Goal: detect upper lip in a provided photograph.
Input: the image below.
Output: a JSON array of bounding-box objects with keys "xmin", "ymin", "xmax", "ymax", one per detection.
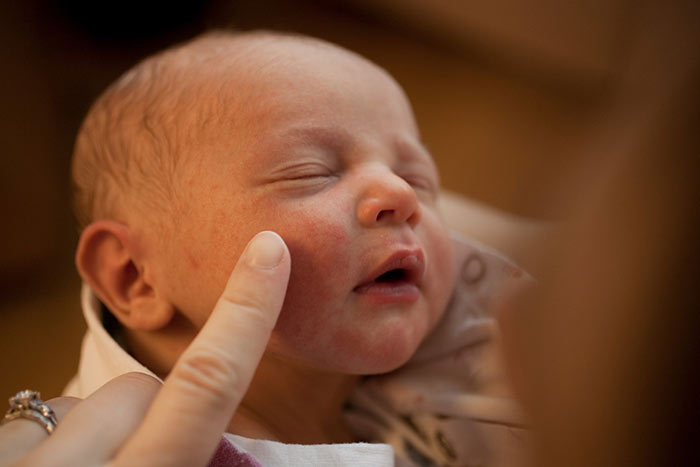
[{"xmin": 355, "ymin": 248, "xmax": 426, "ymax": 288}]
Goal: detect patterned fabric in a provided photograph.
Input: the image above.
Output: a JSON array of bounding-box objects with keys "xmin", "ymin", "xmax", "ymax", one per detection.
[{"xmin": 346, "ymin": 233, "xmax": 534, "ymax": 467}]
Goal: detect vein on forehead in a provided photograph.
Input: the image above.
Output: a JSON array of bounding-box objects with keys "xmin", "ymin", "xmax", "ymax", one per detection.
[{"xmin": 269, "ymin": 125, "xmax": 353, "ymax": 151}]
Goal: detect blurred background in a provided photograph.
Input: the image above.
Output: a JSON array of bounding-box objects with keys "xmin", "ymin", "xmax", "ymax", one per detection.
[{"xmin": 0, "ymin": 0, "xmax": 695, "ymax": 409}]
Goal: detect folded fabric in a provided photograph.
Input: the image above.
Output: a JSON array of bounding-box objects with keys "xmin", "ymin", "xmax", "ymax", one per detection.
[{"xmin": 346, "ymin": 233, "xmax": 534, "ymax": 467}]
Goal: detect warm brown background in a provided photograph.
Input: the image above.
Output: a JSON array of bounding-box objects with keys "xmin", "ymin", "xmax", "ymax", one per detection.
[{"xmin": 0, "ymin": 0, "xmax": 680, "ymax": 399}]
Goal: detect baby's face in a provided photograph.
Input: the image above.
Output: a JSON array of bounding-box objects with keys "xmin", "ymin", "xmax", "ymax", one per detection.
[{"xmin": 152, "ymin": 41, "xmax": 455, "ymax": 374}]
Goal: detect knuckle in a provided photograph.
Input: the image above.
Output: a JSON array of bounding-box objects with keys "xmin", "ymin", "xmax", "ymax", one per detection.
[
  {"xmin": 218, "ymin": 291, "xmax": 279, "ymax": 332},
  {"xmin": 171, "ymin": 348, "xmax": 245, "ymax": 404},
  {"xmin": 220, "ymin": 289, "xmax": 271, "ymax": 318},
  {"xmin": 233, "ymin": 301, "xmax": 278, "ymax": 331}
]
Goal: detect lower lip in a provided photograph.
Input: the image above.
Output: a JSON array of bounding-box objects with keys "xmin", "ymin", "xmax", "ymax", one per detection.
[{"xmin": 353, "ymin": 281, "xmax": 421, "ymax": 305}]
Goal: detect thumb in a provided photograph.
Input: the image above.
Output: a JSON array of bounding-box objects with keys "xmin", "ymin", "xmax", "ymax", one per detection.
[{"xmin": 116, "ymin": 231, "xmax": 291, "ymax": 466}]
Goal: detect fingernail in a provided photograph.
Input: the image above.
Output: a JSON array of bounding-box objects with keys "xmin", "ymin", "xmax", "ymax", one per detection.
[{"xmin": 244, "ymin": 231, "xmax": 286, "ymax": 269}]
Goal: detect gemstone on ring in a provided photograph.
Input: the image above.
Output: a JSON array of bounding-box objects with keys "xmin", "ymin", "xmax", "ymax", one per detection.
[
  {"xmin": 2, "ymin": 390, "xmax": 58, "ymax": 434},
  {"xmin": 10, "ymin": 390, "xmax": 40, "ymax": 409}
]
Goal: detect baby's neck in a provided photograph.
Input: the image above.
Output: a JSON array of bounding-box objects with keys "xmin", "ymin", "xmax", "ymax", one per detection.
[
  {"xmin": 230, "ymin": 352, "xmax": 359, "ymax": 444},
  {"xmin": 125, "ymin": 324, "xmax": 358, "ymax": 444}
]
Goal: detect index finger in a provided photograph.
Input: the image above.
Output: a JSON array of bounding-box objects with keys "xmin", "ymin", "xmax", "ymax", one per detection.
[{"xmin": 116, "ymin": 231, "xmax": 291, "ymax": 466}]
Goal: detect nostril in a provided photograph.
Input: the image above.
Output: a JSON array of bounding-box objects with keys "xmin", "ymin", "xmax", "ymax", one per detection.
[
  {"xmin": 376, "ymin": 209, "xmax": 394, "ymax": 222},
  {"xmin": 407, "ymin": 208, "xmax": 421, "ymax": 228}
]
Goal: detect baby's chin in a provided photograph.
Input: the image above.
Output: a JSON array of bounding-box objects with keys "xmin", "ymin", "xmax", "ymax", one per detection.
[
  {"xmin": 349, "ymin": 347, "xmax": 420, "ymax": 376},
  {"xmin": 352, "ymin": 300, "xmax": 452, "ymax": 375},
  {"xmin": 270, "ymin": 290, "xmax": 451, "ymax": 375},
  {"xmin": 317, "ymin": 317, "xmax": 432, "ymax": 375}
]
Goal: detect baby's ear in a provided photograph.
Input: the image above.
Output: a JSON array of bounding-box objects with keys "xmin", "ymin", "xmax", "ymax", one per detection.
[{"xmin": 75, "ymin": 220, "xmax": 174, "ymax": 331}]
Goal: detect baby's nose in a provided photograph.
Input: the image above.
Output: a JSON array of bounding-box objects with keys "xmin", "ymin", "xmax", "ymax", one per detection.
[{"xmin": 356, "ymin": 173, "xmax": 421, "ymax": 228}]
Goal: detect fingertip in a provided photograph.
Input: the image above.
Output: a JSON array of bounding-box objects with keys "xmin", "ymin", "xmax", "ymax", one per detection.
[{"xmin": 243, "ymin": 231, "xmax": 289, "ymax": 270}]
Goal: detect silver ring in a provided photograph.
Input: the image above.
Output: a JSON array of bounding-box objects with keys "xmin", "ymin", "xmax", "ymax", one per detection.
[{"xmin": 1, "ymin": 390, "xmax": 57, "ymax": 434}]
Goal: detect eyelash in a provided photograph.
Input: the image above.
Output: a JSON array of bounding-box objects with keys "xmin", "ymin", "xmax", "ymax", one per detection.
[
  {"xmin": 278, "ymin": 163, "xmax": 336, "ymax": 181},
  {"xmin": 401, "ymin": 175, "xmax": 435, "ymax": 192},
  {"xmin": 272, "ymin": 164, "xmax": 436, "ymax": 197}
]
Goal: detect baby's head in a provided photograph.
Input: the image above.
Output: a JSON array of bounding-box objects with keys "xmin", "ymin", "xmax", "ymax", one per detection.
[{"xmin": 72, "ymin": 31, "xmax": 456, "ymax": 377}]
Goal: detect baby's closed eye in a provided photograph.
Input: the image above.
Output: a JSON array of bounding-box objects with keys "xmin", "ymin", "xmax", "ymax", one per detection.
[
  {"xmin": 277, "ymin": 162, "xmax": 337, "ymax": 180},
  {"xmin": 259, "ymin": 160, "xmax": 339, "ymax": 195},
  {"xmin": 399, "ymin": 173, "xmax": 436, "ymax": 191},
  {"xmin": 397, "ymin": 172, "xmax": 439, "ymax": 202}
]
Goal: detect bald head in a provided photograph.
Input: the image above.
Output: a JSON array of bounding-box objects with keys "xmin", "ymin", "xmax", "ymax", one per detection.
[{"xmin": 70, "ymin": 30, "xmax": 368, "ymax": 231}]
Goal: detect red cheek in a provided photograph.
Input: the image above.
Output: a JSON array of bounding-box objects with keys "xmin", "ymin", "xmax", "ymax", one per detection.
[
  {"xmin": 271, "ymin": 220, "xmax": 350, "ymax": 331},
  {"xmin": 291, "ymin": 216, "xmax": 348, "ymax": 244},
  {"xmin": 324, "ymin": 223, "xmax": 348, "ymax": 245},
  {"xmin": 187, "ymin": 252, "xmax": 200, "ymax": 270}
]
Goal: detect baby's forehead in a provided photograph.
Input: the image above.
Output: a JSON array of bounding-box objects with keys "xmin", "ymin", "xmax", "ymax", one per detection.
[
  {"xmin": 141, "ymin": 34, "xmax": 387, "ymax": 129},
  {"xmin": 163, "ymin": 35, "xmax": 407, "ymax": 137},
  {"xmin": 148, "ymin": 34, "xmax": 414, "ymax": 167},
  {"xmin": 163, "ymin": 33, "xmax": 377, "ymax": 87}
]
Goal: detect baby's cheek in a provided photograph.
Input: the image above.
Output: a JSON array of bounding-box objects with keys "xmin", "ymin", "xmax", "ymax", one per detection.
[
  {"xmin": 424, "ymin": 220, "xmax": 457, "ymax": 325},
  {"xmin": 271, "ymin": 217, "xmax": 351, "ymax": 341},
  {"xmin": 429, "ymin": 228, "xmax": 455, "ymax": 282},
  {"xmin": 289, "ymin": 216, "xmax": 349, "ymax": 277}
]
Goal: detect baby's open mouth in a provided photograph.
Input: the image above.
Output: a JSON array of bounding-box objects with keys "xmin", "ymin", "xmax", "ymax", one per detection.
[
  {"xmin": 374, "ymin": 268, "xmax": 409, "ymax": 283},
  {"xmin": 372, "ymin": 267, "xmax": 417, "ymax": 285},
  {"xmin": 353, "ymin": 250, "xmax": 425, "ymax": 303}
]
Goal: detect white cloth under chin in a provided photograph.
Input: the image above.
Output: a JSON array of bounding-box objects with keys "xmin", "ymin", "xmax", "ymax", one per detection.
[{"xmin": 63, "ymin": 232, "xmax": 532, "ymax": 467}]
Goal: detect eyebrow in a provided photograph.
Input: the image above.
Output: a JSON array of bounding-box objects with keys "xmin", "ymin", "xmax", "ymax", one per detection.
[
  {"xmin": 395, "ymin": 136, "xmax": 437, "ymax": 166},
  {"xmin": 261, "ymin": 124, "xmax": 437, "ymax": 177},
  {"xmin": 270, "ymin": 125, "xmax": 352, "ymax": 152}
]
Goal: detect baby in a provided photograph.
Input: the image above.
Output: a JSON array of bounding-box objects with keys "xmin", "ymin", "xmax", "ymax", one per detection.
[{"xmin": 66, "ymin": 30, "xmax": 529, "ymax": 466}]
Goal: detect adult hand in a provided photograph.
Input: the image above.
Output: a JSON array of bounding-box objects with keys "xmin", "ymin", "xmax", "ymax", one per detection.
[{"xmin": 0, "ymin": 231, "xmax": 291, "ymax": 466}]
